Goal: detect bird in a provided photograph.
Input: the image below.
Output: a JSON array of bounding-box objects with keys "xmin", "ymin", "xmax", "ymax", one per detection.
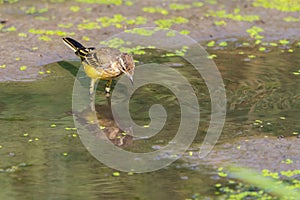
[{"xmin": 62, "ymin": 37, "xmax": 135, "ymax": 95}]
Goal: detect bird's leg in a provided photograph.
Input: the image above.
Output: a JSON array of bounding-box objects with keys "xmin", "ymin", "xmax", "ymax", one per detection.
[
  {"xmin": 105, "ymin": 79, "xmax": 112, "ymax": 97},
  {"xmin": 89, "ymin": 78, "xmax": 96, "ymax": 95}
]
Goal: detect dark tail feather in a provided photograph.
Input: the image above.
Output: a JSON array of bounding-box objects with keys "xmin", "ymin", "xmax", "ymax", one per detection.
[{"xmin": 62, "ymin": 37, "xmax": 86, "ymax": 51}]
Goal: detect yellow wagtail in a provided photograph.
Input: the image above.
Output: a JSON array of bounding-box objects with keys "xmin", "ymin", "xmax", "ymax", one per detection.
[{"xmin": 62, "ymin": 37, "xmax": 135, "ymax": 95}]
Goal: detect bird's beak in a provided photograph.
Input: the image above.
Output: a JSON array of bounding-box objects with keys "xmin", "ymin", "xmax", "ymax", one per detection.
[{"xmin": 127, "ymin": 74, "xmax": 134, "ymax": 85}]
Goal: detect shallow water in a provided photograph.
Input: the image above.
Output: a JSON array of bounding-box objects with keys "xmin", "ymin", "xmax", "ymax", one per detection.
[{"xmin": 0, "ymin": 45, "xmax": 300, "ymax": 199}]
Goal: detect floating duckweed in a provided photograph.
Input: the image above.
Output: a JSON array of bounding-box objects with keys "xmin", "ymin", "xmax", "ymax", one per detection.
[
  {"xmin": 219, "ymin": 41, "xmax": 228, "ymax": 47},
  {"xmin": 72, "ymin": 134, "xmax": 77, "ymax": 137},
  {"xmin": 179, "ymin": 30, "xmax": 190, "ymax": 35},
  {"xmin": 281, "ymin": 159, "xmax": 293, "ymax": 164},
  {"xmin": 207, "ymin": 41, "xmax": 215, "ymax": 47},
  {"xmin": 248, "ymin": 55, "xmax": 256, "ymax": 59},
  {"xmin": 34, "ymin": 137, "xmax": 39, "ymax": 141},
  {"xmin": 70, "ymin": 6, "xmax": 80, "ymax": 12},
  {"xmin": 46, "ymin": 70, "xmax": 51, "ymax": 74},
  {"xmin": 0, "ymin": 64, "xmax": 6, "ymax": 69},
  {"xmin": 63, "ymin": 152, "xmax": 68, "ymax": 156},
  {"xmin": 218, "ymin": 171, "xmax": 228, "ymax": 177},
  {"xmin": 125, "ymin": 28, "xmax": 156, "ymax": 36},
  {"xmin": 188, "ymin": 151, "xmax": 193, "ymax": 156},
  {"xmin": 125, "ymin": 0, "xmax": 133, "ymax": 6},
  {"xmin": 20, "ymin": 66, "xmax": 27, "ymax": 71},
  {"xmin": 292, "ymin": 131, "xmax": 299, "ymax": 135},
  {"xmin": 254, "ymin": 119, "xmax": 263, "ymax": 124},
  {"xmin": 279, "ymin": 116, "xmax": 286, "ymax": 120},
  {"xmin": 269, "ymin": 42, "xmax": 278, "ymax": 46},
  {"xmin": 284, "ymin": 16, "xmax": 300, "ymax": 22},
  {"xmin": 97, "ymin": 14, "xmax": 129, "ymax": 27},
  {"xmin": 50, "ymin": 124, "xmax": 56, "ymax": 128},
  {"xmin": 35, "ymin": 16, "xmax": 51, "ymax": 21},
  {"xmin": 155, "ymin": 17, "xmax": 189, "ymax": 28},
  {"xmin": 207, "ymin": 10, "xmax": 260, "ymax": 22},
  {"xmin": 281, "ymin": 170, "xmax": 300, "ymax": 178},
  {"xmin": 23, "ymin": 133, "xmax": 29, "ymax": 137},
  {"xmin": 4, "ymin": 26, "xmax": 16, "ymax": 32},
  {"xmin": 120, "ymin": 46, "xmax": 146, "ymax": 55},
  {"xmin": 0, "ymin": 0, "xmax": 19, "ymax": 4},
  {"xmin": 214, "ymin": 20, "xmax": 226, "ymax": 26},
  {"xmin": 112, "ymin": 172, "xmax": 120, "ymax": 177},
  {"xmin": 215, "ymin": 183, "xmax": 222, "ymax": 187},
  {"xmin": 65, "ymin": 127, "xmax": 77, "ymax": 131},
  {"xmin": 288, "ymin": 49, "xmax": 294, "ymax": 53},
  {"xmin": 0, "ymin": 145, "xmax": 2, "ymax": 149},
  {"xmin": 207, "ymin": 54, "xmax": 217, "ymax": 59},
  {"xmin": 15, "ymin": 57, "xmax": 21, "ymax": 61},
  {"xmin": 32, "ymin": 47, "xmax": 38, "ymax": 51},
  {"xmin": 23, "ymin": 6, "xmax": 48, "ymax": 14},
  {"xmin": 142, "ymin": 7, "xmax": 169, "ymax": 15},
  {"xmin": 259, "ymin": 47, "xmax": 266, "ymax": 51},
  {"xmin": 82, "ymin": 36, "xmax": 90, "ymax": 41},
  {"xmin": 58, "ymin": 23, "xmax": 73, "ymax": 28},
  {"xmin": 128, "ymin": 171, "xmax": 134, "ymax": 175},
  {"xmin": 246, "ymin": 26, "xmax": 264, "ymax": 40},
  {"xmin": 39, "ymin": 71, "xmax": 45, "ymax": 75},
  {"xmin": 242, "ymin": 42, "xmax": 250, "ymax": 46},
  {"xmin": 78, "ymin": 22, "xmax": 100, "ymax": 30},
  {"xmin": 192, "ymin": 2, "xmax": 203, "ymax": 7},
  {"xmin": 261, "ymin": 169, "xmax": 279, "ymax": 179},
  {"xmin": 143, "ymin": 124, "xmax": 150, "ymax": 128},
  {"xmin": 279, "ymin": 39, "xmax": 289, "ymax": 45},
  {"xmin": 253, "ymin": 0, "xmax": 300, "ymax": 12},
  {"xmin": 169, "ymin": 3, "xmax": 191, "ymax": 10},
  {"xmin": 166, "ymin": 31, "xmax": 176, "ymax": 37},
  {"xmin": 238, "ymin": 51, "xmax": 245, "ymax": 55},
  {"xmin": 18, "ymin": 32, "xmax": 27, "ymax": 37},
  {"xmin": 101, "ymin": 38, "xmax": 127, "ymax": 48},
  {"xmin": 99, "ymin": 126, "xmax": 105, "ymax": 130},
  {"xmin": 38, "ymin": 35, "xmax": 51, "ymax": 41},
  {"xmin": 29, "ymin": 29, "xmax": 73, "ymax": 36},
  {"xmin": 75, "ymin": 0, "xmax": 122, "ymax": 5}
]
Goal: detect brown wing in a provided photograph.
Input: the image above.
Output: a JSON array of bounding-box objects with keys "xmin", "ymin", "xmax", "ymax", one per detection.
[{"xmin": 84, "ymin": 47, "xmax": 121, "ymax": 68}]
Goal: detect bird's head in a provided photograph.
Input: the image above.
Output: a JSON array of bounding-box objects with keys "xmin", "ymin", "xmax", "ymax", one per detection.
[{"xmin": 118, "ymin": 53, "xmax": 135, "ymax": 84}]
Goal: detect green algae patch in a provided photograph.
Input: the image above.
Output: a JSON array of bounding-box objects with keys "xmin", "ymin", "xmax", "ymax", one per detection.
[
  {"xmin": 78, "ymin": 21, "xmax": 101, "ymax": 30},
  {"xmin": 29, "ymin": 29, "xmax": 74, "ymax": 36},
  {"xmin": 169, "ymin": 3, "xmax": 191, "ymax": 10},
  {"xmin": 21, "ymin": 6, "xmax": 48, "ymax": 15},
  {"xmin": 70, "ymin": 6, "xmax": 80, "ymax": 12},
  {"xmin": 124, "ymin": 28, "xmax": 156, "ymax": 36},
  {"xmin": 58, "ymin": 23, "xmax": 74, "ymax": 28},
  {"xmin": 142, "ymin": 7, "xmax": 169, "ymax": 15},
  {"xmin": 246, "ymin": 26, "xmax": 264, "ymax": 40},
  {"xmin": 75, "ymin": 0, "xmax": 122, "ymax": 5},
  {"xmin": 0, "ymin": 0, "xmax": 19, "ymax": 4},
  {"xmin": 155, "ymin": 17, "xmax": 189, "ymax": 28},
  {"xmin": 100, "ymin": 37, "xmax": 129, "ymax": 48},
  {"xmin": 206, "ymin": 10, "xmax": 260, "ymax": 22},
  {"xmin": 284, "ymin": 16, "xmax": 300, "ymax": 22},
  {"xmin": 253, "ymin": 0, "xmax": 300, "ymax": 12}
]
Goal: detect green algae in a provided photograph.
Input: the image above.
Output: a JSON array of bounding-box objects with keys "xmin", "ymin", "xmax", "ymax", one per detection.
[
  {"xmin": 207, "ymin": 9, "xmax": 260, "ymax": 22},
  {"xmin": 77, "ymin": 21, "xmax": 100, "ymax": 30},
  {"xmin": 155, "ymin": 17, "xmax": 189, "ymax": 28},
  {"xmin": 253, "ymin": 0, "xmax": 300, "ymax": 12},
  {"xmin": 28, "ymin": 28, "xmax": 74, "ymax": 36},
  {"xmin": 70, "ymin": 6, "xmax": 80, "ymax": 12},
  {"xmin": 169, "ymin": 3, "xmax": 191, "ymax": 10},
  {"xmin": 75, "ymin": 0, "xmax": 122, "ymax": 5},
  {"xmin": 124, "ymin": 28, "xmax": 156, "ymax": 36},
  {"xmin": 142, "ymin": 7, "xmax": 169, "ymax": 15}
]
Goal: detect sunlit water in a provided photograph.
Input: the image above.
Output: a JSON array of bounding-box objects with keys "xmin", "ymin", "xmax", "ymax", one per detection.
[{"xmin": 0, "ymin": 46, "xmax": 300, "ymax": 199}]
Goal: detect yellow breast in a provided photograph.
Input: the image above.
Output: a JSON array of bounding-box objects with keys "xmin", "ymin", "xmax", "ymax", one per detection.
[{"xmin": 83, "ymin": 63, "xmax": 121, "ymax": 80}]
